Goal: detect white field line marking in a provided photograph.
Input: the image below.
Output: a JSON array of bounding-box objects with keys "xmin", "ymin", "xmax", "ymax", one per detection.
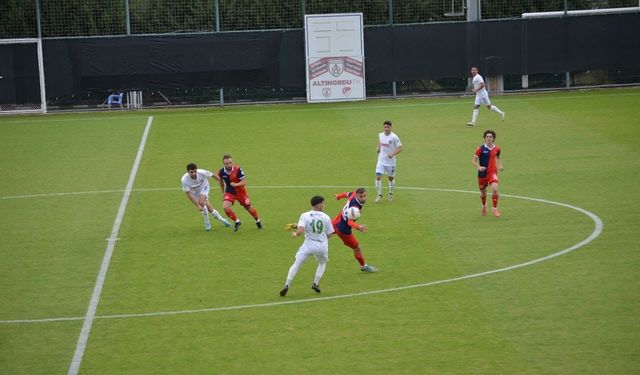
[
  {"xmin": 1, "ymin": 90, "xmax": 638, "ymax": 125},
  {"xmin": 66, "ymin": 116, "xmax": 153, "ymax": 375},
  {"xmin": 0, "ymin": 186, "xmax": 602, "ymax": 325},
  {"xmin": 0, "ymin": 189, "xmax": 126, "ymax": 200}
]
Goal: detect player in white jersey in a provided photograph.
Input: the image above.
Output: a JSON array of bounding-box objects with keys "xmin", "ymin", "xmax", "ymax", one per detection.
[
  {"xmin": 466, "ymin": 66, "xmax": 505, "ymax": 126},
  {"xmin": 280, "ymin": 195, "xmax": 335, "ymax": 296},
  {"xmin": 181, "ymin": 163, "xmax": 230, "ymax": 231},
  {"xmin": 375, "ymin": 120, "xmax": 403, "ymax": 202}
]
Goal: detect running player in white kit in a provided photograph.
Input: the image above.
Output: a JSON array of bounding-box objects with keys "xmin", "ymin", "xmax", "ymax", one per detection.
[
  {"xmin": 280, "ymin": 196, "xmax": 335, "ymax": 296},
  {"xmin": 466, "ymin": 66, "xmax": 505, "ymax": 126},
  {"xmin": 181, "ymin": 163, "xmax": 230, "ymax": 231}
]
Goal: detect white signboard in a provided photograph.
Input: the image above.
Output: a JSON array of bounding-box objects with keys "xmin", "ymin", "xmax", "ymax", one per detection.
[{"xmin": 304, "ymin": 13, "xmax": 366, "ymax": 103}]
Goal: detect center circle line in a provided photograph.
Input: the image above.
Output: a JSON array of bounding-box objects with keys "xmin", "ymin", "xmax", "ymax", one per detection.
[{"xmin": 0, "ymin": 185, "xmax": 603, "ymax": 324}]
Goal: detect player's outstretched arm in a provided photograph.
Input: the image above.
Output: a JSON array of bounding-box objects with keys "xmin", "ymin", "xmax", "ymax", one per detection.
[
  {"xmin": 355, "ymin": 223, "xmax": 368, "ymax": 233},
  {"xmin": 335, "ymin": 192, "xmax": 349, "ymax": 200}
]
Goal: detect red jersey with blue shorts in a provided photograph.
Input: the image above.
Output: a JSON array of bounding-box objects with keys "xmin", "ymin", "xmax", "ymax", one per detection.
[
  {"xmin": 475, "ymin": 144, "xmax": 500, "ymax": 189},
  {"xmin": 332, "ymin": 191, "xmax": 364, "ymax": 249},
  {"xmin": 219, "ymin": 164, "xmax": 250, "ymax": 206}
]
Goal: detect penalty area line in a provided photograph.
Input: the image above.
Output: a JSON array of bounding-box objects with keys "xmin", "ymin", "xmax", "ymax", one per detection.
[{"xmin": 66, "ymin": 116, "xmax": 153, "ymax": 375}]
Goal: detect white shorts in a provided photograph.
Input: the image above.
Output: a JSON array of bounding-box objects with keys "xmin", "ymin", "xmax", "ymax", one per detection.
[
  {"xmin": 475, "ymin": 94, "xmax": 491, "ymax": 106},
  {"xmin": 295, "ymin": 241, "xmax": 329, "ymax": 264},
  {"xmin": 192, "ymin": 185, "xmax": 210, "ymax": 199},
  {"xmin": 375, "ymin": 162, "xmax": 396, "ymax": 177}
]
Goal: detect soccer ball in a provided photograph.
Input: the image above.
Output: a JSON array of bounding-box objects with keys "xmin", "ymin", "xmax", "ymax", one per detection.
[{"xmin": 346, "ymin": 206, "xmax": 361, "ymax": 221}]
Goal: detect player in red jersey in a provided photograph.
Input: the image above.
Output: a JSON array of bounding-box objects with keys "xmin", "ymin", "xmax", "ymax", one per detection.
[
  {"xmin": 332, "ymin": 187, "xmax": 377, "ymax": 272},
  {"xmin": 472, "ymin": 130, "xmax": 504, "ymax": 217},
  {"xmin": 216, "ymin": 154, "xmax": 262, "ymax": 231}
]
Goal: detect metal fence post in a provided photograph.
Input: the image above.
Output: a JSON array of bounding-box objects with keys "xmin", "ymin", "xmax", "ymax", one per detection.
[
  {"xmin": 215, "ymin": 0, "xmax": 220, "ymax": 32},
  {"xmin": 215, "ymin": 0, "xmax": 223, "ymax": 106},
  {"xmin": 389, "ymin": 0, "xmax": 397, "ymax": 98},
  {"xmin": 125, "ymin": 0, "xmax": 131, "ymax": 35},
  {"xmin": 564, "ymin": 0, "xmax": 570, "ymax": 88},
  {"xmin": 35, "ymin": 0, "xmax": 42, "ymax": 38}
]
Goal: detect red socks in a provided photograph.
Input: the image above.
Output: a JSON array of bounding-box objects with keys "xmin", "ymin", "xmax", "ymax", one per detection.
[
  {"xmin": 248, "ymin": 207, "xmax": 259, "ymax": 221},
  {"xmin": 354, "ymin": 250, "xmax": 366, "ymax": 267},
  {"xmin": 224, "ymin": 207, "xmax": 237, "ymax": 221},
  {"xmin": 492, "ymin": 192, "xmax": 499, "ymax": 208}
]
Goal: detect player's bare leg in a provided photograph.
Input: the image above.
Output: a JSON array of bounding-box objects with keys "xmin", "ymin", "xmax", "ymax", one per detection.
[{"xmin": 490, "ymin": 182, "xmax": 501, "ymax": 217}]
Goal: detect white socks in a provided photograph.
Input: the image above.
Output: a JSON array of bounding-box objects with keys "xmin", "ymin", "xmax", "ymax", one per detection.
[
  {"xmin": 314, "ymin": 262, "xmax": 326, "ymax": 285},
  {"xmin": 377, "ymin": 179, "xmax": 395, "ymax": 195},
  {"xmin": 490, "ymin": 105, "xmax": 504, "ymax": 115},
  {"xmin": 285, "ymin": 257, "xmax": 326, "ymax": 287},
  {"xmin": 285, "ymin": 263, "xmax": 299, "ymax": 287},
  {"xmin": 471, "ymin": 109, "xmax": 479, "ymax": 124},
  {"xmin": 209, "ymin": 208, "xmax": 227, "ymax": 223},
  {"xmin": 202, "ymin": 207, "xmax": 210, "ymax": 225}
]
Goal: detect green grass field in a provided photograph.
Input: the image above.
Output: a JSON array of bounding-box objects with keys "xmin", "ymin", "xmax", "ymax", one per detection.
[{"xmin": 1, "ymin": 88, "xmax": 639, "ymax": 374}]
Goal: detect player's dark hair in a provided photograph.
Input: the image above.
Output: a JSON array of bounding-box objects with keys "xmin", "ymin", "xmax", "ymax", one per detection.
[
  {"xmin": 383, "ymin": 120, "xmax": 392, "ymax": 126},
  {"xmin": 483, "ymin": 130, "xmax": 496, "ymax": 139},
  {"xmin": 471, "ymin": 66, "xmax": 478, "ymax": 70},
  {"xmin": 222, "ymin": 154, "xmax": 232, "ymax": 161},
  {"xmin": 186, "ymin": 163, "xmax": 197, "ymax": 171},
  {"xmin": 355, "ymin": 187, "xmax": 366, "ymax": 194},
  {"xmin": 310, "ymin": 195, "xmax": 324, "ymax": 207}
]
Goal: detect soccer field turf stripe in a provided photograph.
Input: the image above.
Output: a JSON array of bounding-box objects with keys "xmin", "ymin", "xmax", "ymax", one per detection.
[
  {"xmin": 67, "ymin": 116, "xmax": 153, "ymax": 375},
  {"xmin": 0, "ymin": 187, "xmax": 603, "ymax": 325},
  {"xmin": 0, "ymin": 89, "xmax": 637, "ymax": 125}
]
